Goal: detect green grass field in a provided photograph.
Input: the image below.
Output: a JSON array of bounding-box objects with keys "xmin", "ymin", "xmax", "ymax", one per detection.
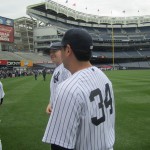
[{"xmin": 0, "ymin": 70, "xmax": 150, "ymax": 150}]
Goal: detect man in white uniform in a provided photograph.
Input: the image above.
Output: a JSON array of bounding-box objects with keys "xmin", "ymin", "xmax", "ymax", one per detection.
[
  {"xmin": 46, "ymin": 42, "xmax": 71, "ymax": 114},
  {"xmin": 0, "ymin": 81, "xmax": 4, "ymax": 150},
  {"xmin": 0, "ymin": 80, "xmax": 5, "ymax": 148},
  {"xmin": 43, "ymin": 29, "xmax": 115, "ymax": 150},
  {"xmin": 0, "ymin": 81, "xmax": 5, "ymax": 105}
]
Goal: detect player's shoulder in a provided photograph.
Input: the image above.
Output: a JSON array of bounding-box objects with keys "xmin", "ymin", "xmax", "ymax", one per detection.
[
  {"xmin": 54, "ymin": 64, "xmax": 63, "ymax": 72},
  {"xmin": 55, "ymin": 64, "xmax": 70, "ymax": 74},
  {"xmin": 74, "ymin": 66, "xmax": 101, "ymax": 79},
  {"xmin": 58, "ymin": 67, "xmax": 93, "ymax": 88},
  {"xmin": 54, "ymin": 64, "xmax": 66, "ymax": 72},
  {"xmin": 52, "ymin": 64, "xmax": 63, "ymax": 76},
  {"xmin": 58, "ymin": 71, "xmax": 79, "ymax": 91},
  {"xmin": 71, "ymin": 66, "xmax": 110, "ymax": 84}
]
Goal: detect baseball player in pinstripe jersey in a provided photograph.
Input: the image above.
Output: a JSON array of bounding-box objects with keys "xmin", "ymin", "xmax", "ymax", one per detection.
[
  {"xmin": 46, "ymin": 42, "xmax": 71, "ymax": 114},
  {"xmin": 43, "ymin": 29, "xmax": 115, "ymax": 150},
  {"xmin": 0, "ymin": 81, "xmax": 5, "ymax": 105},
  {"xmin": 0, "ymin": 81, "xmax": 5, "ymax": 150}
]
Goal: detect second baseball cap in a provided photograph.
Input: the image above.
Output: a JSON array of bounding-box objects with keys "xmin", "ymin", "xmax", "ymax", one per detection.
[
  {"xmin": 61, "ymin": 28, "xmax": 93, "ymax": 52},
  {"xmin": 49, "ymin": 42, "xmax": 63, "ymax": 50}
]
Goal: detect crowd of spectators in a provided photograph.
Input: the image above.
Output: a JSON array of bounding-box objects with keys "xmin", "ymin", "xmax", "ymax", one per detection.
[
  {"xmin": 0, "ymin": 69, "xmax": 33, "ymax": 79},
  {"xmin": 0, "ymin": 67, "xmax": 54, "ymax": 79}
]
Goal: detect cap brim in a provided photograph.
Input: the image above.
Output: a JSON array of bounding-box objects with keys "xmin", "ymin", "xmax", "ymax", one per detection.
[{"xmin": 50, "ymin": 42, "xmax": 63, "ymax": 50}]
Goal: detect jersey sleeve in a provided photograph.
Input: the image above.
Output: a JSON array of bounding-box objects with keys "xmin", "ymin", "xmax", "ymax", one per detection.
[
  {"xmin": 42, "ymin": 83, "xmax": 81, "ymax": 149},
  {"xmin": 0, "ymin": 82, "xmax": 5, "ymax": 99}
]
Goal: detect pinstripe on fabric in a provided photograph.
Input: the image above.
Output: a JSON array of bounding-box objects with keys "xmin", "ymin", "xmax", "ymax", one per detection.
[
  {"xmin": 0, "ymin": 81, "xmax": 5, "ymax": 103},
  {"xmin": 50, "ymin": 63, "xmax": 71, "ymax": 107},
  {"xmin": 43, "ymin": 66, "xmax": 115, "ymax": 150}
]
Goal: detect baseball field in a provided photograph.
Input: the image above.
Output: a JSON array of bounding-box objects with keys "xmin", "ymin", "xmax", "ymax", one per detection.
[{"xmin": 0, "ymin": 70, "xmax": 150, "ymax": 150}]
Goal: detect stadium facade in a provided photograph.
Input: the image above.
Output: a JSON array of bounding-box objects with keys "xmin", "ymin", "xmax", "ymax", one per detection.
[
  {"xmin": 26, "ymin": 1, "xmax": 150, "ymax": 69},
  {"xmin": 1, "ymin": 1, "xmax": 150, "ymax": 70},
  {"xmin": 0, "ymin": 16, "xmax": 36, "ymax": 52},
  {"xmin": 14, "ymin": 17, "xmax": 36, "ymax": 52}
]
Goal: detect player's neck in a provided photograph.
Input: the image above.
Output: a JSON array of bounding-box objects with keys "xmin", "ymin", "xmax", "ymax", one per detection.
[{"xmin": 69, "ymin": 61, "xmax": 92, "ymax": 74}]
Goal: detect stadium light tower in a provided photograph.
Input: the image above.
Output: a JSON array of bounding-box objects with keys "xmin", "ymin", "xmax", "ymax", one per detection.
[{"xmin": 111, "ymin": 19, "xmax": 115, "ymax": 68}]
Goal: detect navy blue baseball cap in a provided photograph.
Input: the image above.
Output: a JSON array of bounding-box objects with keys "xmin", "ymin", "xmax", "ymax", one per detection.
[
  {"xmin": 49, "ymin": 42, "xmax": 63, "ymax": 50},
  {"xmin": 61, "ymin": 28, "xmax": 93, "ymax": 52}
]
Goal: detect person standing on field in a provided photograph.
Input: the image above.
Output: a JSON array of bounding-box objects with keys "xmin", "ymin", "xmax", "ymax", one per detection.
[
  {"xmin": 42, "ymin": 68, "xmax": 47, "ymax": 81},
  {"xmin": 45, "ymin": 42, "xmax": 71, "ymax": 115},
  {"xmin": 43, "ymin": 28, "xmax": 115, "ymax": 150},
  {"xmin": 0, "ymin": 80, "xmax": 5, "ymax": 150},
  {"xmin": 34, "ymin": 70, "xmax": 38, "ymax": 80},
  {"xmin": 0, "ymin": 81, "xmax": 5, "ymax": 105}
]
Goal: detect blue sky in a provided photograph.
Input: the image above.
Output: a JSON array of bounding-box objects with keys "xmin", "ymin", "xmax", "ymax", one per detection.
[{"xmin": 0, "ymin": 0, "xmax": 150, "ymax": 19}]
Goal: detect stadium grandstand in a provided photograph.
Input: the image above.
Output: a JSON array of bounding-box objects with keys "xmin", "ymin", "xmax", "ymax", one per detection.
[
  {"xmin": 0, "ymin": 51, "xmax": 50, "ymax": 63},
  {"xmin": 1, "ymin": 1, "xmax": 150, "ymax": 71},
  {"xmin": 26, "ymin": 0, "xmax": 150, "ymax": 70}
]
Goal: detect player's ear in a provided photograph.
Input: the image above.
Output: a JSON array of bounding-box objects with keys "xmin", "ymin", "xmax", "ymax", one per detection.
[{"xmin": 65, "ymin": 44, "xmax": 72, "ymax": 56}]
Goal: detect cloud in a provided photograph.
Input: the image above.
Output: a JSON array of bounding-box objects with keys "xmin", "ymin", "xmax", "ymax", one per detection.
[{"xmin": 0, "ymin": 0, "xmax": 42, "ymax": 19}]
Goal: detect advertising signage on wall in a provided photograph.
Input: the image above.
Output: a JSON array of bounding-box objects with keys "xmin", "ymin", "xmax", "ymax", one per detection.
[
  {"xmin": 7, "ymin": 61, "xmax": 20, "ymax": 67},
  {"xmin": 20, "ymin": 60, "xmax": 33, "ymax": 67},
  {"xmin": 0, "ymin": 60, "xmax": 7, "ymax": 65},
  {"xmin": 0, "ymin": 60, "xmax": 20, "ymax": 69},
  {"xmin": 0, "ymin": 16, "xmax": 14, "ymax": 27},
  {"xmin": 0, "ymin": 24, "xmax": 14, "ymax": 43},
  {"xmin": 0, "ymin": 60, "xmax": 34, "ymax": 68}
]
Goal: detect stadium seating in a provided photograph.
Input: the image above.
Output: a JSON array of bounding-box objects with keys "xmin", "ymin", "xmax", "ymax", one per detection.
[
  {"xmin": 0, "ymin": 51, "xmax": 50, "ymax": 63},
  {"xmin": 26, "ymin": 1, "xmax": 150, "ymax": 69}
]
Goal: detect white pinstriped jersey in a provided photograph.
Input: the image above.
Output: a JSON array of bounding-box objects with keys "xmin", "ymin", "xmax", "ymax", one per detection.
[
  {"xmin": 50, "ymin": 63, "xmax": 71, "ymax": 107},
  {"xmin": 43, "ymin": 66, "xmax": 115, "ymax": 150},
  {"xmin": 0, "ymin": 81, "xmax": 5, "ymax": 100}
]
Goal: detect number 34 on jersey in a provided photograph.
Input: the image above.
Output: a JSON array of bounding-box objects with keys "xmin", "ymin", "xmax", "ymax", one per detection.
[{"xmin": 89, "ymin": 83, "xmax": 114, "ymax": 126}]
